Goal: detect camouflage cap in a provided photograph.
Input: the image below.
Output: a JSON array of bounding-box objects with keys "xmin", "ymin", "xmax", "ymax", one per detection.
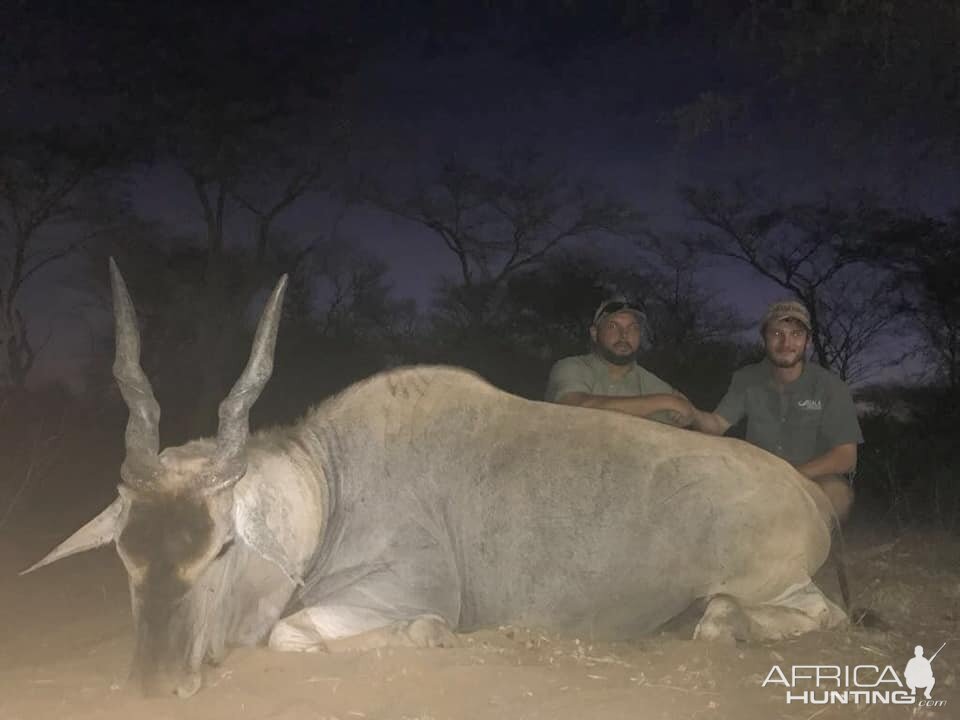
[
  {"xmin": 593, "ymin": 297, "xmax": 646, "ymax": 326},
  {"xmin": 762, "ymin": 299, "xmax": 811, "ymax": 331}
]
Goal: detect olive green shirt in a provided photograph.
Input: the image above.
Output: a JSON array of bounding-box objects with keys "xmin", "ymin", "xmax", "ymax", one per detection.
[
  {"xmin": 544, "ymin": 353, "xmax": 680, "ymax": 425},
  {"xmin": 714, "ymin": 360, "xmax": 863, "ymax": 467}
]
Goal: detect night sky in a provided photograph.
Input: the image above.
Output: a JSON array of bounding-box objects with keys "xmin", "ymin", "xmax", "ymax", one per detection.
[{"xmin": 6, "ymin": 1, "xmax": 955, "ymax": 388}]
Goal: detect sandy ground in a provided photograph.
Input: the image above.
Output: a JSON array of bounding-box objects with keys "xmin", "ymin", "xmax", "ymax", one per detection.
[{"xmin": 2, "ymin": 497, "xmax": 958, "ymax": 720}]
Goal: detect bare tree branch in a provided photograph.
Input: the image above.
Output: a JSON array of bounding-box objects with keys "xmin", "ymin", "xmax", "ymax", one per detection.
[
  {"xmin": 369, "ymin": 152, "xmax": 644, "ymax": 327},
  {"xmin": 683, "ymin": 183, "xmax": 904, "ymax": 381}
]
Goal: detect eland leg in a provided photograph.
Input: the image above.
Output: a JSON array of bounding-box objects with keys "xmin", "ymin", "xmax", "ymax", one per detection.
[
  {"xmin": 694, "ymin": 581, "xmax": 847, "ymax": 643},
  {"xmin": 266, "ymin": 567, "xmax": 462, "ymax": 654},
  {"xmin": 268, "ymin": 605, "xmax": 459, "ymax": 652}
]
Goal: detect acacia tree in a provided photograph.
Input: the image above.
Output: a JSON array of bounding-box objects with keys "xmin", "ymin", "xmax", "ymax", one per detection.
[
  {"xmin": 157, "ymin": 100, "xmax": 350, "ymax": 277},
  {"xmin": 0, "ymin": 1, "xmax": 364, "ymax": 414},
  {"xmin": 731, "ymin": 0, "xmax": 960, "ymax": 158},
  {"xmin": 119, "ymin": 86, "xmax": 353, "ymax": 432},
  {"xmin": 369, "ymin": 151, "xmax": 645, "ymax": 330},
  {"xmin": 682, "ymin": 182, "xmax": 906, "ymax": 383},
  {"xmin": 636, "ymin": 236, "xmax": 748, "ymax": 352},
  {"xmin": 0, "ymin": 126, "xmax": 126, "ymax": 389},
  {"xmin": 855, "ymin": 208, "xmax": 960, "ymax": 391},
  {"xmin": 15, "ymin": 0, "xmax": 359, "ymax": 266},
  {"xmin": 850, "ymin": 207, "xmax": 960, "ymax": 531},
  {"xmin": 220, "ymin": 234, "xmax": 414, "ymax": 427},
  {"xmin": 80, "ymin": 226, "xmax": 411, "ymax": 442},
  {"xmin": 228, "ymin": 111, "xmax": 351, "ymax": 266}
]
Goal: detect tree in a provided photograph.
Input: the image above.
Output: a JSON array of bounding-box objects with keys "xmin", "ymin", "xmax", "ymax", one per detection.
[
  {"xmin": 636, "ymin": 236, "xmax": 748, "ymax": 351},
  {"xmin": 856, "ymin": 208, "xmax": 960, "ymax": 390},
  {"xmin": 662, "ymin": 1, "xmax": 960, "ymax": 168},
  {"xmin": 682, "ymin": 182, "xmax": 906, "ymax": 383},
  {"xmin": 369, "ymin": 150, "xmax": 645, "ymax": 330},
  {"xmin": 80, "ymin": 229, "xmax": 412, "ymax": 439},
  {"xmin": 266, "ymin": 237, "xmax": 416, "ymax": 412},
  {"xmin": 0, "ymin": 126, "xmax": 127, "ymax": 389},
  {"xmin": 744, "ymin": 1, "xmax": 960, "ymax": 156},
  {"xmin": 0, "ymin": 1, "xmax": 364, "ymax": 402},
  {"xmin": 414, "ymin": 249, "xmax": 618, "ymax": 398},
  {"xmin": 229, "ymin": 111, "xmax": 352, "ymax": 265}
]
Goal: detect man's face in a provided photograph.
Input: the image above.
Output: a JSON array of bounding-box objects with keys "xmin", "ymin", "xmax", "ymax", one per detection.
[
  {"xmin": 763, "ymin": 318, "xmax": 809, "ymax": 369},
  {"xmin": 591, "ymin": 310, "xmax": 643, "ymax": 366}
]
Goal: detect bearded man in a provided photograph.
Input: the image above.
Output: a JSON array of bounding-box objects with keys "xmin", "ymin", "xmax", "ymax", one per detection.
[
  {"xmin": 692, "ymin": 300, "xmax": 863, "ymax": 521},
  {"xmin": 545, "ymin": 297, "xmax": 696, "ymax": 426}
]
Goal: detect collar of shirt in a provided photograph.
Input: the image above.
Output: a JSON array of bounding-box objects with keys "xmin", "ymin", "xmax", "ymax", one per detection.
[
  {"xmin": 586, "ymin": 351, "xmax": 636, "ymax": 380},
  {"xmin": 762, "ymin": 358, "xmax": 816, "ymax": 395}
]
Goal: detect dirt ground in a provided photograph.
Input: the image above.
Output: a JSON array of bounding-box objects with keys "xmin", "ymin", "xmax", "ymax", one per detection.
[{"xmin": 2, "ymin": 497, "xmax": 958, "ymax": 720}]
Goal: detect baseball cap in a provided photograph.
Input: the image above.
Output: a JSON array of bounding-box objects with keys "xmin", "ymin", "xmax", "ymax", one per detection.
[
  {"xmin": 762, "ymin": 299, "xmax": 811, "ymax": 331},
  {"xmin": 593, "ymin": 297, "xmax": 646, "ymax": 326}
]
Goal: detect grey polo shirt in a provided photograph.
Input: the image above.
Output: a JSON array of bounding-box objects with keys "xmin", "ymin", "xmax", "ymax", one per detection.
[
  {"xmin": 714, "ymin": 360, "xmax": 864, "ymax": 467},
  {"xmin": 545, "ymin": 353, "xmax": 680, "ymax": 425}
]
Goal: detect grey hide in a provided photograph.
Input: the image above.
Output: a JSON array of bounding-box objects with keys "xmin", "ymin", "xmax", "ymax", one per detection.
[{"xmin": 269, "ymin": 365, "xmax": 834, "ymax": 641}]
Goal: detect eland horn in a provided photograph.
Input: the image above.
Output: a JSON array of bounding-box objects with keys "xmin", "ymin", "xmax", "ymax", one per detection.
[
  {"xmin": 109, "ymin": 258, "xmax": 163, "ymax": 487},
  {"xmin": 206, "ymin": 275, "xmax": 288, "ymax": 489}
]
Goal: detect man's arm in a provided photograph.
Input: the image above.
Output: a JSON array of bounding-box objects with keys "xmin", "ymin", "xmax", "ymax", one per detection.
[
  {"xmin": 688, "ymin": 370, "xmax": 746, "ymax": 436},
  {"xmin": 800, "ymin": 373, "xmax": 863, "ymax": 479},
  {"xmin": 690, "ymin": 408, "xmax": 732, "ymax": 436},
  {"xmin": 556, "ymin": 391, "xmax": 695, "ymax": 425},
  {"xmin": 795, "ymin": 443, "xmax": 858, "ymax": 480}
]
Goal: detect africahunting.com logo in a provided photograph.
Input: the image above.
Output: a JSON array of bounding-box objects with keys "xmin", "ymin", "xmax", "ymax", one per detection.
[{"xmin": 762, "ymin": 642, "xmax": 947, "ymax": 707}]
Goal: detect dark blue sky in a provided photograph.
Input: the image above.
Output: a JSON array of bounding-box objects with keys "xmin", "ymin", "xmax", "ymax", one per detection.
[
  {"xmin": 15, "ymin": 2, "xmax": 956, "ymax": 388},
  {"xmin": 126, "ymin": 25, "xmax": 951, "ymax": 296}
]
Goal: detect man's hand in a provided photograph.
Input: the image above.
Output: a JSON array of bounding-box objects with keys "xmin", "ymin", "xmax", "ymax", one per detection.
[
  {"xmin": 556, "ymin": 391, "xmax": 694, "ymax": 425},
  {"xmin": 690, "ymin": 408, "xmax": 732, "ymax": 436},
  {"xmin": 661, "ymin": 394, "xmax": 695, "ymax": 427}
]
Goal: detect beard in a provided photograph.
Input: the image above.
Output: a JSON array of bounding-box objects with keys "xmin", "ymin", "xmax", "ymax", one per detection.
[
  {"xmin": 768, "ymin": 349, "xmax": 804, "ymax": 369},
  {"xmin": 595, "ymin": 341, "xmax": 638, "ymax": 366}
]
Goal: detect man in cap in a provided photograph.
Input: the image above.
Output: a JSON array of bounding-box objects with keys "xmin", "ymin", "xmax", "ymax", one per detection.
[
  {"xmin": 691, "ymin": 299, "xmax": 863, "ymax": 520},
  {"xmin": 545, "ymin": 296, "xmax": 696, "ymax": 426}
]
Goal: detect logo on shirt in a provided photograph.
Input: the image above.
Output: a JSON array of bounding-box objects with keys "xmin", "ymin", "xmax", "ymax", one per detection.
[{"xmin": 797, "ymin": 399, "xmax": 822, "ymax": 411}]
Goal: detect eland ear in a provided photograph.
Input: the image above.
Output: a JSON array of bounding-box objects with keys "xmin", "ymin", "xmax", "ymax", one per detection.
[
  {"xmin": 19, "ymin": 497, "xmax": 125, "ymax": 576},
  {"xmin": 232, "ymin": 482, "xmax": 303, "ymax": 587}
]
